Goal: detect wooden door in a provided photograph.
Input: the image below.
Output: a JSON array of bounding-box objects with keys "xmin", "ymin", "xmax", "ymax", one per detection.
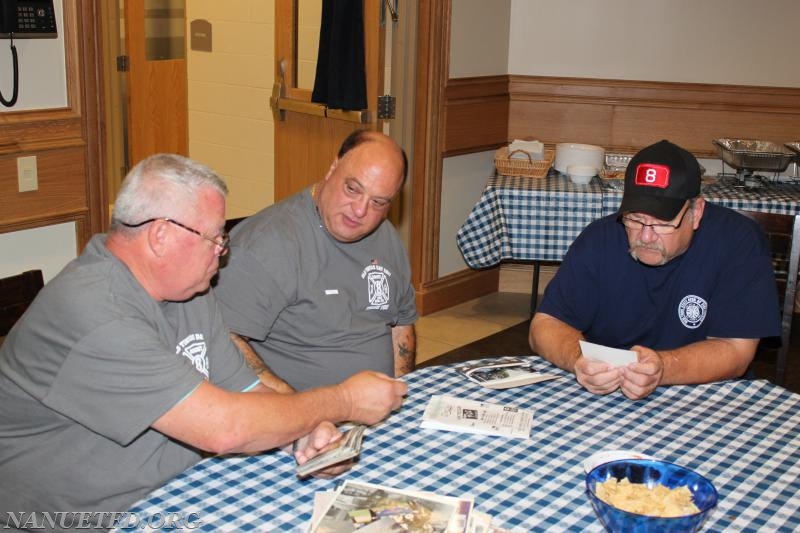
[
  {"xmin": 124, "ymin": 0, "xmax": 188, "ymax": 167},
  {"xmin": 273, "ymin": 0, "xmax": 384, "ymax": 201}
]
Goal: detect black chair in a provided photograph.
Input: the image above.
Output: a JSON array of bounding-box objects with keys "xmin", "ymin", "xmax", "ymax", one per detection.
[
  {"xmin": 225, "ymin": 217, "xmax": 246, "ymax": 233},
  {"xmin": 737, "ymin": 210, "xmax": 800, "ymax": 386},
  {"xmin": 0, "ymin": 270, "xmax": 45, "ymax": 340}
]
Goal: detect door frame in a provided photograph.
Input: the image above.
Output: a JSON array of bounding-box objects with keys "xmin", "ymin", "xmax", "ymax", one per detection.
[
  {"xmin": 409, "ymin": 0, "xmax": 449, "ymax": 314},
  {"xmin": 409, "ymin": 0, "xmax": 498, "ymax": 315}
]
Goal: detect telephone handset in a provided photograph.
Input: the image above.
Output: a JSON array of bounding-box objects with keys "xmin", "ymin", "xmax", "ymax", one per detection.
[{"xmin": 0, "ymin": 0, "xmax": 58, "ymax": 107}]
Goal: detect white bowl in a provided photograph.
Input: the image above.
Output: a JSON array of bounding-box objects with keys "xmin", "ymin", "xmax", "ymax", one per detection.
[
  {"xmin": 555, "ymin": 143, "xmax": 605, "ymax": 174},
  {"xmin": 567, "ymin": 164, "xmax": 597, "ymax": 185}
]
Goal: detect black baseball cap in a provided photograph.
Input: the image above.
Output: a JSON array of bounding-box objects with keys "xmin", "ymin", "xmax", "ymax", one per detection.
[{"xmin": 619, "ymin": 140, "xmax": 701, "ymax": 221}]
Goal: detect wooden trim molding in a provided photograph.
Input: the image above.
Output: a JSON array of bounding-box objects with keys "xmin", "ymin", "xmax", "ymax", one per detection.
[
  {"xmin": 79, "ymin": 0, "xmax": 108, "ymax": 237},
  {"xmin": 508, "ymin": 76, "xmax": 800, "ymax": 113},
  {"xmin": 410, "ymin": 0, "xmax": 450, "ymax": 302},
  {"xmin": 415, "ymin": 268, "xmax": 499, "ymax": 316}
]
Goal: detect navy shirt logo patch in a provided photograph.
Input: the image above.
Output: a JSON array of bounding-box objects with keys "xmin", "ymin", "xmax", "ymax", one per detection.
[{"xmin": 678, "ymin": 295, "xmax": 707, "ymax": 329}]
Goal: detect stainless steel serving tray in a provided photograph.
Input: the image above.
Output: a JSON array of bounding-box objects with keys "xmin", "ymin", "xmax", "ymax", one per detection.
[{"xmin": 713, "ymin": 138, "xmax": 795, "ymax": 172}]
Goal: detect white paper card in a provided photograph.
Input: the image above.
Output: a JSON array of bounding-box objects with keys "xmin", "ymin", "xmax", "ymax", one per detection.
[{"xmin": 579, "ymin": 340, "xmax": 637, "ymax": 367}]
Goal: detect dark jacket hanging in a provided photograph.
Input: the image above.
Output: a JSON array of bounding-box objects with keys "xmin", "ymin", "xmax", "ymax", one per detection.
[{"xmin": 311, "ymin": 0, "xmax": 367, "ymax": 111}]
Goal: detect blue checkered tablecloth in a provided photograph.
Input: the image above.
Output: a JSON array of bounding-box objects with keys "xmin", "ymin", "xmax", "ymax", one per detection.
[
  {"xmin": 121, "ymin": 360, "xmax": 800, "ymax": 532},
  {"xmin": 457, "ymin": 174, "xmax": 800, "ymax": 268},
  {"xmin": 457, "ymin": 174, "xmax": 604, "ymax": 266}
]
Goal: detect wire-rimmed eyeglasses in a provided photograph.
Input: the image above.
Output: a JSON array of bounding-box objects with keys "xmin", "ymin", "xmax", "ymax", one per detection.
[
  {"xmin": 119, "ymin": 218, "xmax": 230, "ymax": 255},
  {"xmin": 619, "ymin": 203, "xmax": 692, "ymax": 236}
]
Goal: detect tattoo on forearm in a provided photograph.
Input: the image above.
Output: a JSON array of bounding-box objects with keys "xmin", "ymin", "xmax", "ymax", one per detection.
[
  {"xmin": 398, "ymin": 343, "xmax": 412, "ymax": 360},
  {"xmin": 396, "ymin": 340, "xmax": 416, "ymax": 374}
]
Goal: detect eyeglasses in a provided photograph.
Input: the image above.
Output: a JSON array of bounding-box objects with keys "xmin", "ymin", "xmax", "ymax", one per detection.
[
  {"xmin": 619, "ymin": 203, "xmax": 691, "ymax": 235},
  {"xmin": 119, "ymin": 218, "xmax": 230, "ymax": 255}
]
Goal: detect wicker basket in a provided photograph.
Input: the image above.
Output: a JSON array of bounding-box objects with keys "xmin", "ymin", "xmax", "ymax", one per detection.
[{"xmin": 494, "ymin": 147, "xmax": 554, "ymax": 178}]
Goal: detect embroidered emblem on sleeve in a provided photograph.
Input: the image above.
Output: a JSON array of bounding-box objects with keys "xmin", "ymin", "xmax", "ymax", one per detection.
[
  {"xmin": 678, "ymin": 295, "xmax": 707, "ymax": 329},
  {"xmin": 176, "ymin": 333, "xmax": 210, "ymax": 379}
]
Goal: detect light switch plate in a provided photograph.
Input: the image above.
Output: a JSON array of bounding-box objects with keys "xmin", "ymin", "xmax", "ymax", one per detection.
[{"xmin": 17, "ymin": 155, "xmax": 38, "ymax": 192}]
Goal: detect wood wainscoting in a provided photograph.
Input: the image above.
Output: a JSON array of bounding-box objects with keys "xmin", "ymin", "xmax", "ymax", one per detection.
[
  {"xmin": 416, "ymin": 74, "xmax": 800, "ymax": 315},
  {"xmin": 414, "ymin": 267, "xmax": 499, "ymax": 317},
  {"xmin": 505, "ymin": 76, "xmax": 800, "ymax": 157},
  {"xmin": 444, "ymin": 74, "xmax": 800, "ymax": 158}
]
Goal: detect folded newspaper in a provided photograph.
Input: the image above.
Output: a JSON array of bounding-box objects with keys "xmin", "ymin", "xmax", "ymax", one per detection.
[
  {"xmin": 421, "ymin": 394, "xmax": 533, "ymax": 439},
  {"xmin": 296, "ymin": 425, "xmax": 366, "ymax": 477},
  {"xmin": 454, "ymin": 357, "xmax": 559, "ymax": 389}
]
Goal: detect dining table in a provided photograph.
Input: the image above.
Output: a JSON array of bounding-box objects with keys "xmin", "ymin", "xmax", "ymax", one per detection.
[
  {"xmin": 119, "ymin": 358, "xmax": 800, "ymax": 532},
  {"xmin": 456, "ymin": 172, "xmax": 800, "ymax": 313}
]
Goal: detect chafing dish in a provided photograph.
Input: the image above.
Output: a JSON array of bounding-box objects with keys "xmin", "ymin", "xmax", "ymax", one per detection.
[
  {"xmin": 785, "ymin": 142, "xmax": 800, "ymax": 157},
  {"xmin": 604, "ymin": 153, "xmax": 633, "ymax": 170},
  {"xmin": 601, "ymin": 152, "xmax": 705, "ymax": 179},
  {"xmin": 713, "ymin": 138, "xmax": 795, "ymax": 172}
]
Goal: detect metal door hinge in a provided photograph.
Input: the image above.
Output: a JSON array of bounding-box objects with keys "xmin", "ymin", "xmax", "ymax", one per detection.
[
  {"xmin": 116, "ymin": 55, "xmax": 129, "ymax": 72},
  {"xmin": 378, "ymin": 95, "xmax": 396, "ymax": 120},
  {"xmin": 381, "ymin": 0, "xmax": 399, "ymax": 25}
]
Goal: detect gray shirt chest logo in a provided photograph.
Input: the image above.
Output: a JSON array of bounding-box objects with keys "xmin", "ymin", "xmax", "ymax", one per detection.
[{"xmin": 362, "ymin": 263, "xmax": 392, "ymax": 311}]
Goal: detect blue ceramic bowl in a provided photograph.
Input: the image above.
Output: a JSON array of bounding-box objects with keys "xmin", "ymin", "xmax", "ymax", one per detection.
[{"xmin": 585, "ymin": 459, "xmax": 718, "ymax": 533}]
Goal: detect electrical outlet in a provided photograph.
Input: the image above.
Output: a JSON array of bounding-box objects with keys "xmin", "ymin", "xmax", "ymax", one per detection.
[{"xmin": 17, "ymin": 156, "xmax": 38, "ymax": 192}]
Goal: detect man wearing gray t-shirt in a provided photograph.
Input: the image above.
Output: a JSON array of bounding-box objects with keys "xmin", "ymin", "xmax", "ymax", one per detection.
[
  {"xmin": 215, "ymin": 131, "xmax": 418, "ymax": 392},
  {"xmin": 0, "ymin": 154, "xmax": 407, "ymax": 531}
]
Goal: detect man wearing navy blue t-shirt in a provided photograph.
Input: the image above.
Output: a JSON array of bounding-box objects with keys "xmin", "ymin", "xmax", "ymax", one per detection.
[{"xmin": 530, "ymin": 140, "xmax": 781, "ymax": 400}]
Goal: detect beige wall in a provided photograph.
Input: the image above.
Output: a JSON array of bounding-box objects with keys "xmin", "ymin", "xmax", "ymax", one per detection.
[
  {"xmin": 186, "ymin": 0, "xmax": 276, "ymax": 219},
  {"xmin": 508, "ymin": 0, "xmax": 800, "ymax": 87},
  {"xmin": 439, "ymin": 152, "xmax": 497, "ymax": 277},
  {"xmin": 449, "ymin": 0, "xmax": 510, "ymax": 78},
  {"xmin": 0, "ymin": 223, "xmax": 76, "ymax": 282}
]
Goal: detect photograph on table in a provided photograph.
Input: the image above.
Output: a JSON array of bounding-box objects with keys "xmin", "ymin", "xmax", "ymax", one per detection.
[{"xmin": 309, "ymin": 480, "xmax": 473, "ymax": 532}]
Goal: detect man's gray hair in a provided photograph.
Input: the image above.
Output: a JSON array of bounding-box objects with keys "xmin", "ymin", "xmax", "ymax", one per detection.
[{"xmin": 110, "ymin": 153, "xmax": 228, "ymax": 232}]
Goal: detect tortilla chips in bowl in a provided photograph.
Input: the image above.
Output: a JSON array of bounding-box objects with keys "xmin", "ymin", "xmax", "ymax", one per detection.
[{"xmin": 585, "ymin": 459, "xmax": 718, "ymax": 532}]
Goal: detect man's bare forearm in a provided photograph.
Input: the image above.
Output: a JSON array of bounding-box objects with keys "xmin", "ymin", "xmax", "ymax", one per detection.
[
  {"xmin": 655, "ymin": 337, "xmax": 757, "ymax": 385},
  {"xmin": 530, "ymin": 314, "xmax": 757, "ymax": 385},
  {"xmin": 230, "ymin": 333, "xmax": 294, "ymax": 393},
  {"xmin": 392, "ymin": 324, "xmax": 416, "ymax": 376},
  {"xmin": 529, "ymin": 313, "xmax": 584, "ymax": 372}
]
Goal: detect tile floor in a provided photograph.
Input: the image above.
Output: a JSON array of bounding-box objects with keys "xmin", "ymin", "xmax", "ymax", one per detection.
[{"xmin": 415, "ymin": 292, "xmax": 530, "ymax": 364}]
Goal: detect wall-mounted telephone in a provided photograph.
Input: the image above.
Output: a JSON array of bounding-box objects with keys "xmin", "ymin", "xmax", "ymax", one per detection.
[
  {"xmin": 0, "ymin": 0, "xmax": 57, "ymax": 38},
  {"xmin": 0, "ymin": 0, "xmax": 58, "ymax": 107}
]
